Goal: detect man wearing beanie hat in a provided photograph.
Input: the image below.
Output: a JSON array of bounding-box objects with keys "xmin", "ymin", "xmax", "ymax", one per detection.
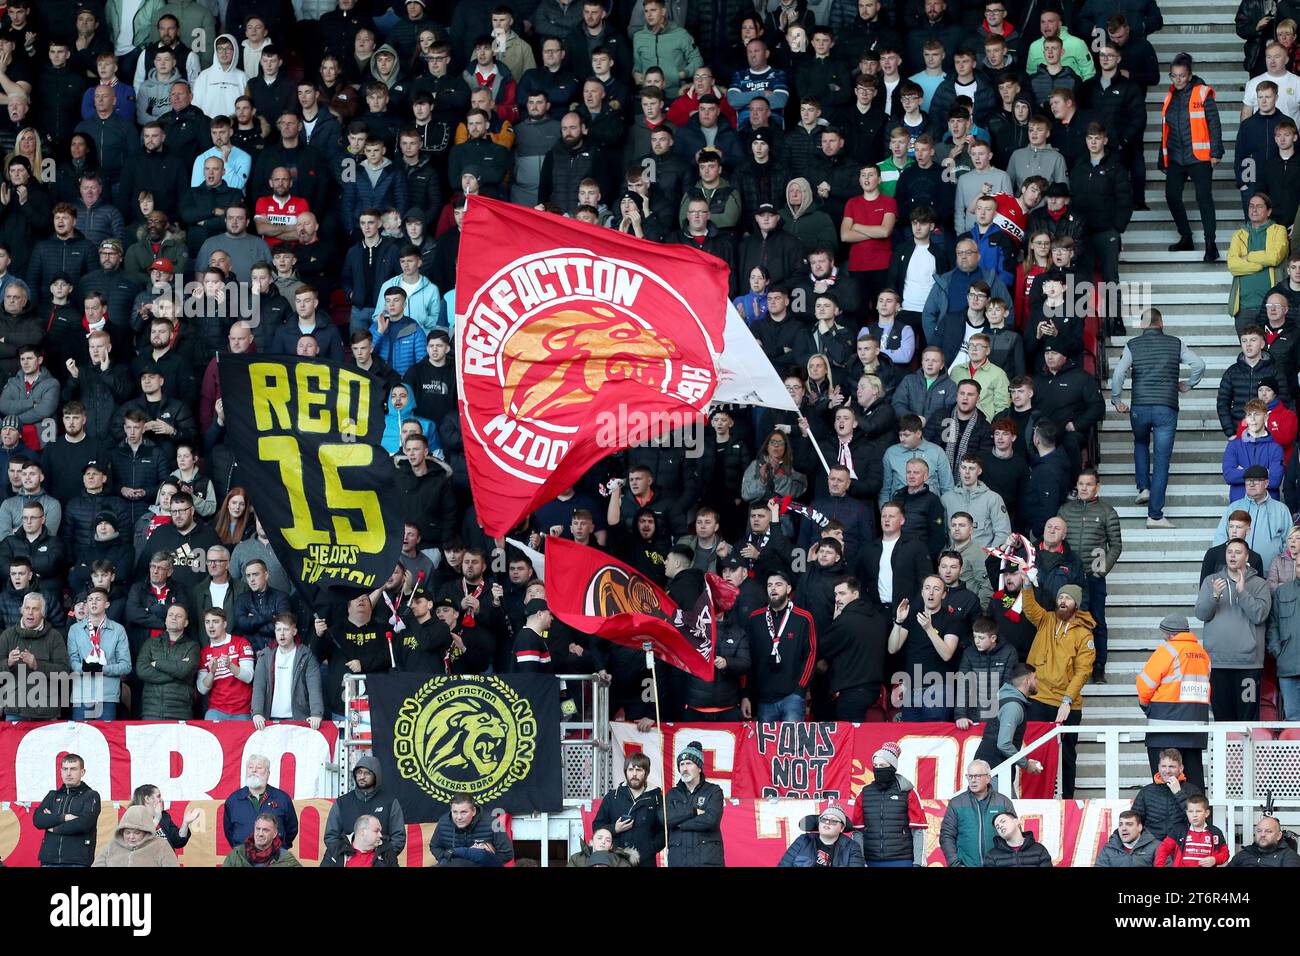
[
  {"xmin": 1136, "ymin": 614, "xmax": 1210, "ymax": 790},
  {"xmin": 509, "ymin": 598, "xmax": 555, "ymax": 673},
  {"xmin": 778, "ymin": 802, "xmax": 865, "ymax": 867},
  {"xmin": 858, "ymin": 741, "xmax": 927, "ymax": 866},
  {"xmin": 665, "ymin": 740, "xmax": 725, "ymax": 867},
  {"xmin": 1015, "ymin": 561, "xmax": 1096, "ymax": 797}
]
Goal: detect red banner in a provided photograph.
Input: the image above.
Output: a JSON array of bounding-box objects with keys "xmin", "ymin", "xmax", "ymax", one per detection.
[
  {"xmin": 0, "ymin": 720, "xmax": 339, "ymax": 803},
  {"xmin": 456, "ymin": 196, "xmax": 729, "ymax": 537},
  {"xmin": 581, "ymin": 797, "xmax": 1129, "ymax": 866},
  {"xmin": 610, "ymin": 721, "xmax": 1060, "ymax": 800},
  {"xmin": 546, "ymin": 536, "xmax": 713, "ymax": 679}
]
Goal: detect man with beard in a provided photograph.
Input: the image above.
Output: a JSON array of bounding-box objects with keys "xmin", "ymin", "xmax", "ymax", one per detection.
[
  {"xmin": 741, "ymin": 570, "xmax": 816, "ymax": 722},
  {"xmin": 324, "ymin": 753, "xmax": 406, "ymax": 861},
  {"xmin": 665, "ymin": 741, "xmax": 725, "ymax": 868},
  {"xmin": 1018, "ymin": 563, "xmax": 1096, "ymax": 798},
  {"xmin": 984, "ymin": 558, "xmax": 1038, "ymax": 662},
  {"xmin": 1228, "ymin": 815, "xmax": 1300, "ymax": 867},
  {"xmin": 396, "ymin": 586, "xmax": 451, "ymax": 673},
  {"xmin": 138, "ymin": 491, "xmax": 217, "ymax": 592},
  {"xmin": 223, "ymin": 753, "xmax": 298, "ymax": 850},
  {"xmin": 592, "ymin": 752, "xmax": 664, "ymax": 867}
]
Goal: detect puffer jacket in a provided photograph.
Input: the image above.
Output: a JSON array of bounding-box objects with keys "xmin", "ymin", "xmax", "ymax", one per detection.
[
  {"xmin": 940, "ymin": 787, "xmax": 1017, "ymax": 866},
  {"xmin": 428, "ymin": 807, "xmax": 515, "ymax": 866},
  {"xmin": 1057, "ymin": 495, "xmax": 1124, "ymax": 576},
  {"xmin": 1228, "ymin": 840, "xmax": 1300, "ymax": 867},
  {"xmin": 1160, "ymin": 75, "xmax": 1225, "ymax": 168},
  {"xmin": 135, "ymin": 631, "xmax": 200, "ymax": 719},
  {"xmin": 778, "ymin": 831, "xmax": 866, "ymax": 867},
  {"xmin": 983, "ymin": 830, "xmax": 1053, "ymax": 866},
  {"xmin": 91, "ymin": 805, "xmax": 180, "ymax": 867},
  {"xmin": 1131, "ymin": 774, "xmax": 1203, "ymax": 843},
  {"xmin": 0, "ymin": 620, "xmax": 70, "ymax": 719},
  {"xmin": 0, "ymin": 367, "xmax": 60, "ymax": 428},
  {"xmin": 1094, "ymin": 828, "xmax": 1159, "ymax": 867},
  {"xmin": 322, "ymin": 753, "xmax": 406, "ymax": 858},
  {"xmin": 665, "ymin": 777, "xmax": 725, "ymax": 867},
  {"xmin": 1194, "ymin": 565, "xmax": 1271, "ymax": 669}
]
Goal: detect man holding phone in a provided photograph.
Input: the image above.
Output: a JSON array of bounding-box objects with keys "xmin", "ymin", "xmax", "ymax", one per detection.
[{"xmin": 591, "ymin": 752, "xmax": 664, "ymax": 867}]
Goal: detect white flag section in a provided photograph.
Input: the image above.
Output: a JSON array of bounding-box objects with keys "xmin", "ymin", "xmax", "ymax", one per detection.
[
  {"xmin": 714, "ymin": 300, "xmax": 801, "ymax": 412},
  {"xmin": 507, "ymin": 537, "xmax": 547, "ymax": 582}
]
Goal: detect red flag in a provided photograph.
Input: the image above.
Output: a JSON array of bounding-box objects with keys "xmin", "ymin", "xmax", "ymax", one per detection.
[
  {"xmin": 455, "ymin": 196, "xmax": 730, "ymax": 538},
  {"xmin": 544, "ymin": 536, "xmax": 714, "ymax": 681}
]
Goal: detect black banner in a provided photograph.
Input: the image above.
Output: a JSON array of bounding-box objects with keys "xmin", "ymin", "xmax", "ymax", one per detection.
[
  {"xmin": 218, "ymin": 353, "xmax": 403, "ymax": 599},
  {"xmin": 367, "ymin": 673, "xmax": 564, "ymax": 822}
]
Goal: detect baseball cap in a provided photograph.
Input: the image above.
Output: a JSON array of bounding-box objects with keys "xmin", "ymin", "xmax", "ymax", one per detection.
[
  {"xmin": 149, "ymin": 258, "xmax": 174, "ymax": 274},
  {"xmin": 755, "ymin": 202, "xmax": 778, "ymax": 215}
]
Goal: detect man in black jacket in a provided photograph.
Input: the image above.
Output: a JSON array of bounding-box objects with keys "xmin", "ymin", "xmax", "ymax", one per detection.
[
  {"xmin": 740, "ymin": 570, "xmax": 816, "ymax": 722},
  {"xmin": 1217, "ymin": 326, "xmax": 1278, "ymax": 436},
  {"xmin": 820, "ymin": 576, "xmax": 888, "ymax": 720},
  {"xmin": 1132, "ymin": 748, "xmax": 1204, "ymax": 843},
  {"xmin": 857, "ymin": 501, "xmax": 933, "ymax": 617},
  {"xmin": 736, "ymin": 205, "xmax": 805, "ymax": 289},
  {"xmin": 118, "ymin": 123, "xmax": 187, "ymax": 221},
  {"xmin": 592, "ymin": 752, "xmax": 665, "ymax": 868},
  {"xmin": 1228, "ymin": 816, "xmax": 1300, "ymax": 867},
  {"xmin": 1022, "ymin": 423, "xmax": 1074, "ymax": 540},
  {"xmin": 393, "ymin": 432, "xmax": 457, "ymax": 549},
  {"xmin": 322, "ymin": 753, "xmax": 406, "ymax": 861},
  {"xmin": 33, "ymin": 753, "xmax": 101, "ymax": 866},
  {"xmin": 665, "ymin": 741, "xmax": 725, "ymax": 867},
  {"xmin": 1068, "ymin": 123, "xmax": 1132, "ymax": 332}
]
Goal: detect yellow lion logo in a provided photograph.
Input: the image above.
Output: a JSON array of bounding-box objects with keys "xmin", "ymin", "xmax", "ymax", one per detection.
[
  {"xmin": 422, "ymin": 701, "xmax": 508, "ymax": 778},
  {"xmin": 501, "ymin": 306, "xmax": 681, "ymax": 420},
  {"xmin": 392, "ymin": 676, "xmax": 538, "ymax": 805}
]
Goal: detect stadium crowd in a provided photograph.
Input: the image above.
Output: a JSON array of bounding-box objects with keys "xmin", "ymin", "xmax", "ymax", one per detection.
[{"xmin": 0, "ymin": 0, "xmax": 1296, "ymax": 867}]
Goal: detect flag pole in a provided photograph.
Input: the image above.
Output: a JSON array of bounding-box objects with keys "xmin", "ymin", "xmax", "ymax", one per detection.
[{"xmin": 644, "ymin": 640, "xmax": 669, "ymax": 867}]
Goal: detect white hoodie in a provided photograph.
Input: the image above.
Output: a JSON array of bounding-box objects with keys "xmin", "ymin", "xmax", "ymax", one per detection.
[{"xmin": 192, "ymin": 34, "xmax": 248, "ymax": 119}]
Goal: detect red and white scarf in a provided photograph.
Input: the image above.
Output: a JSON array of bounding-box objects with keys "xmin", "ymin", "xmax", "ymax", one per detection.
[{"xmin": 984, "ymin": 533, "xmax": 1036, "ymax": 622}]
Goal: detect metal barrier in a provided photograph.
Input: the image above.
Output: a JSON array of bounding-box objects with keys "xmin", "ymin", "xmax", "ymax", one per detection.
[
  {"xmin": 339, "ymin": 673, "xmax": 613, "ymax": 807},
  {"xmin": 991, "ymin": 722, "xmax": 1300, "ymax": 851}
]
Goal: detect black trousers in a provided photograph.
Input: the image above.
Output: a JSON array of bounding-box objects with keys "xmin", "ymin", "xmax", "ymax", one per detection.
[
  {"xmin": 1210, "ymin": 668, "xmax": 1262, "ymax": 721},
  {"xmin": 1147, "ymin": 746, "xmax": 1206, "ymax": 792},
  {"xmin": 1165, "ymin": 160, "xmax": 1217, "ymax": 245},
  {"xmin": 1025, "ymin": 700, "xmax": 1083, "ymax": 798},
  {"xmin": 832, "ymin": 682, "xmax": 882, "ymax": 721},
  {"xmin": 1082, "ymin": 229, "xmax": 1123, "ymax": 319},
  {"xmin": 684, "ymin": 706, "xmax": 742, "ymax": 722}
]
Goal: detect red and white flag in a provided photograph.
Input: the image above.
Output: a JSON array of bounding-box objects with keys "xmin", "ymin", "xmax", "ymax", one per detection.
[
  {"xmin": 456, "ymin": 197, "xmax": 731, "ymax": 538},
  {"xmin": 544, "ymin": 536, "xmax": 714, "ymax": 681}
]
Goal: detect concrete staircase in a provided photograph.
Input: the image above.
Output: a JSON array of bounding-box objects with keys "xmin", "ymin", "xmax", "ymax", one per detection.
[{"xmin": 1077, "ymin": 1, "xmax": 1244, "ymax": 798}]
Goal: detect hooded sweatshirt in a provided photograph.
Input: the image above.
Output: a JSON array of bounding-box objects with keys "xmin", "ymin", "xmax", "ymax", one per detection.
[
  {"xmin": 192, "ymin": 36, "xmax": 249, "ymax": 120},
  {"xmin": 780, "ymin": 177, "xmax": 838, "ymax": 252},
  {"xmin": 322, "ymin": 752, "xmax": 407, "ymax": 857},
  {"xmin": 91, "ymin": 804, "xmax": 180, "ymax": 867}
]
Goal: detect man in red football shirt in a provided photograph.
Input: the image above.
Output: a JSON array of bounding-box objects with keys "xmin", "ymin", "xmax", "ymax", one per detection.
[
  {"xmin": 253, "ymin": 167, "xmax": 309, "ymax": 247},
  {"xmin": 197, "ymin": 608, "xmax": 255, "ymax": 720}
]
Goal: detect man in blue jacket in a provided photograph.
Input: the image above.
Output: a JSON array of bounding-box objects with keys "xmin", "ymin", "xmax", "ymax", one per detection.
[
  {"xmin": 223, "ymin": 753, "xmax": 299, "ymax": 849},
  {"xmin": 370, "ymin": 288, "xmax": 427, "ymax": 378},
  {"xmin": 429, "ymin": 795, "xmax": 515, "ymax": 866}
]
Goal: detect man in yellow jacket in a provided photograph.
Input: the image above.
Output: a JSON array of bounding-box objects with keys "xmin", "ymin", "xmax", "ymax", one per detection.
[
  {"xmin": 1136, "ymin": 614, "xmax": 1211, "ymax": 790},
  {"xmin": 1228, "ymin": 192, "xmax": 1289, "ymax": 333},
  {"xmin": 1021, "ymin": 572, "xmax": 1096, "ymax": 798}
]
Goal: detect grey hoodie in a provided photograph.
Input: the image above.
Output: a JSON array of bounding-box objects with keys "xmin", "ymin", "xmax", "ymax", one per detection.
[
  {"xmin": 322, "ymin": 753, "xmax": 407, "ymax": 856},
  {"xmin": 370, "ymin": 44, "xmax": 403, "ymax": 89},
  {"xmin": 1194, "ymin": 565, "xmax": 1271, "ymax": 669}
]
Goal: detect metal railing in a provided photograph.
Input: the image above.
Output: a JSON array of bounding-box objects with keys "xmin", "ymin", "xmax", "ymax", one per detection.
[
  {"xmin": 339, "ymin": 673, "xmax": 613, "ymax": 806},
  {"xmin": 991, "ymin": 722, "xmax": 1300, "ymax": 850}
]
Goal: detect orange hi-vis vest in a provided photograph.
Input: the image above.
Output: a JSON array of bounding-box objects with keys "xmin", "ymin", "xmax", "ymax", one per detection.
[
  {"xmin": 1136, "ymin": 631, "xmax": 1211, "ymax": 726},
  {"xmin": 1161, "ymin": 83, "xmax": 1214, "ymax": 165}
]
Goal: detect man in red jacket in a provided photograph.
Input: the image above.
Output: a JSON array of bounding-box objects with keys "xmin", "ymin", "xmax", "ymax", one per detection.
[{"xmin": 1153, "ymin": 794, "xmax": 1229, "ymax": 867}]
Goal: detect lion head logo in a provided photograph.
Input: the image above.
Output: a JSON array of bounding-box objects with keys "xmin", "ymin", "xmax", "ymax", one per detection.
[
  {"xmin": 421, "ymin": 701, "xmax": 509, "ymax": 779},
  {"xmin": 500, "ymin": 306, "xmax": 681, "ymax": 421},
  {"xmin": 584, "ymin": 565, "xmax": 671, "ymax": 621},
  {"xmin": 392, "ymin": 676, "xmax": 538, "ymax": 805}
]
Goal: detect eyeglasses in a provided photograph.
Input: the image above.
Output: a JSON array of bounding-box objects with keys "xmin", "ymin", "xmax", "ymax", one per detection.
[{"xmin": 967, "ymin": 773, "xmax": 990, "ymax": 779}]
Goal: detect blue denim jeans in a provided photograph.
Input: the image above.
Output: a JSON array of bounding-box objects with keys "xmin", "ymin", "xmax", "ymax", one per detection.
[
  {"xmin": 757, "ymin": 692, "xmax": 806, "ymax": 722},
  {"xmin": 205, "ymin": 708, "xmax": 252, "ymax": 721},
  {"xmin": 1131, "ymin": 404, "xmax": 1178, "ymax": 519},
  {"xmin": 1279, "ymin": 676, "xmax": 1300, "ymax": 721},
  {"xmin": 71, "ymin": 703, "xmax": 115, "ymax": 721}
]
